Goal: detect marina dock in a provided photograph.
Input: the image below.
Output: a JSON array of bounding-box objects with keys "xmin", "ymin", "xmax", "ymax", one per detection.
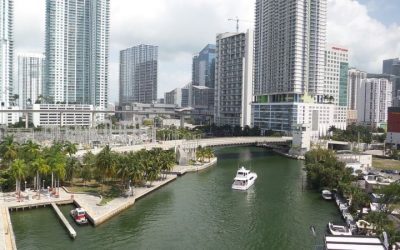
[{"xmin": 51, "ymin": 203, "xmax": 76, "ymax": 239}]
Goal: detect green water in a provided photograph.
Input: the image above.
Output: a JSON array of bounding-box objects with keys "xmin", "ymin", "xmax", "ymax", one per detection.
[{"xmin": 11, "ymin": 147, "xmax": 341, "ymax": 250}]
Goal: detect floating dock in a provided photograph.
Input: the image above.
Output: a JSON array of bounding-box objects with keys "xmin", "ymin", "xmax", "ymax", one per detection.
[{"xmin": 50, "ymin": 203, "xmax": 76, "ymax": 239}]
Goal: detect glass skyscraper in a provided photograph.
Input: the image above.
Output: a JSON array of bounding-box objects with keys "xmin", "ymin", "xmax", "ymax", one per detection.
[
  {"xmin": 119, "ymin": 44, "xmax": 158, "ymax": 105},
  {"xmin": 192, "ymin": 44, "xmax": 216, "ymax": 88},
  {"xmin": 0, "ymin": 0, "xmax": 13, "ymax": 108},
  {"xmin": 45, "ymin": 0, "xmax": 110, "ymax": 110}
]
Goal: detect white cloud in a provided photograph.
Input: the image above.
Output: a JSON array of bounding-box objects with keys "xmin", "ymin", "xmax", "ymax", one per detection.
[
  {"xmin": 327, "ymin": 0, "xmax": 400, "ymax": 72},
  {"xmin": 13, "ymin": 0, "xmax": 400, "ymax": 103}
]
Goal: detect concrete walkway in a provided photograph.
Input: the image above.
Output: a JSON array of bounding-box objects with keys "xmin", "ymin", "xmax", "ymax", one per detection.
[
  {"xmin": 73, "ymin": 175, "xmax": 177, "ymax": 226},
  {"xmin": 171, "ymin": 158, "xmax": 217, "ymax": 175}
]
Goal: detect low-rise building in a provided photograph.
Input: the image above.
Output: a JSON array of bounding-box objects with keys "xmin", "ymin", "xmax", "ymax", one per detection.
[
  {"xmin": 30, "ymin": 104, "xmax": 94, "ymax": 127},
  {"xmin": 337, "ymin": 152, "xmax": 372, "ymax": 169},
  {"xmin": 324, "ymin": 235, "xmax": 385, "ymax": 250},
  {"xmin": 387, "ymin": 107, "xmax": 400, "ymax": 147}
]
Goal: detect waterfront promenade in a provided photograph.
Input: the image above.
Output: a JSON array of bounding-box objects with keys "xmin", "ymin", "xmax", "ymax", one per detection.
[{"xmin": 0, "ymin": 157, "xmax": 218, "ymax": 249}]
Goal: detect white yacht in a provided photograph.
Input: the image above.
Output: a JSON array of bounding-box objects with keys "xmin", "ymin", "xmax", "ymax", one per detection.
[
  {"xmin": 232, "ymin": 167, "xmax": 257, "ymax": 190},
  {"xmin": 328, "ymin": 222, "xmax": 352, "ymax": 236}
]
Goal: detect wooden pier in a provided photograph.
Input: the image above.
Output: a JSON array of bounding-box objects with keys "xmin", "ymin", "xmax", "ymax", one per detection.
[{"xmin": 50, "ymin": 203, "xmax": 76, "ymax": 239}]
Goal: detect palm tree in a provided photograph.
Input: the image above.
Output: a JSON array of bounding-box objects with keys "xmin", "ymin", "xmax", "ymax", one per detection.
[
  {"xmin": 30, "ymin": 156, "xmax": 50, "ymax": 199},
  {"xmin": 63, "ymin": 141, "xmax": 78, "ymax": 157},
  {"xmin": 95, "ymin": 145, "xmax": 117, "ymax": 186},
  {"xmin": 196, "ymin": 146, "xmax": 205, "ymax": 163},
  {"xmin": 204, "ymin": 147, "xmax": 214, "ymax": 162},
  {"xmin": 0, "ymin": 135, "xmax": 19, "ymax": 169},
  {"xmin": 10, "ymin": 159, "xmax": 27, "ymax": 199}
]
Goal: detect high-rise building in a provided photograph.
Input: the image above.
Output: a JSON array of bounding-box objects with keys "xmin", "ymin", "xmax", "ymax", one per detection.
[
  {"xmin": 164, "ymin": 85, "xmax": 189, "ymax": 108},
  {"xmin": 214, "ymin": 30, "xmax": 253, "ymax": 128},
  {"xmin": 347, "ymin": 68, "xmax": 367, "ymax": 124},
  {"xmin": 324, "ymin": 45, "xmax": 349, "ymax": 129},
  {"xmin": 252, "ymin": 0, "xmax": 332, "ymax": 136},
  {"xmin": 119, "ymin": 44, "xmax": 158, "ymax": 105},
  {"xmin": 357, "ymin": 78, "xmax": 392, "ymax": 128},
  {"xmin": 382, "ymin": 58, "xmax": 400, "ymax": 107},
  {"xmin": 16, "ymin": 54, "xmax": 45, "ymax": 109},
  {"xmin": 45, "ymin": 0, "xmax": 110, "ymax": 111},
  {"xmin": 0, "ymin": 0, "xmax": 13, "ymax": 108},
  {"xmin": 192, "ymin": 44, "xmax": 216, "ymax": 88},
  {"xmin": 191, "ymin": 44, "xmax": 216, "ymax": 125}
]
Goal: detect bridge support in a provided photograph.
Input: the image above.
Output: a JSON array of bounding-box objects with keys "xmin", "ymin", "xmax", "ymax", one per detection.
[{"xmin": 25, "ymin": 113, "xmax": 29, "ymax": 129}]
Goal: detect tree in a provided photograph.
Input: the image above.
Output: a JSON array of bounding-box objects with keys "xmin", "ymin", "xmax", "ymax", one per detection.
[
  {"xmin": 305, "ymin": 148, "xmax": 353, "ymax": 190},
  {"xmin": 204, "ymin": 147, "xmax": 214, "ymax": 162},
  {"xmin": 30, "ymin": 156, "xmax": 50, "ymax": 199},
  {"xmin": 379, "ymin": 183, "xmax": 400, "ymax": 213},
  {"xmin": 0, "ymin": 135, "xmax": 19, "ymax": 169},
  {"xmin": 63, "ymin": 141, "xmax": 78, "ymax": 157},
  {"xmin": 10, "ymin": 159, "xmax": 27, "ymax": 199},
  {"xmin": 196, "ymin": 146, "xmax": 205, "ymax": 163},
  {"xmin": 95, "ymin": 145, "xmax": 117, "ymax": 184}
]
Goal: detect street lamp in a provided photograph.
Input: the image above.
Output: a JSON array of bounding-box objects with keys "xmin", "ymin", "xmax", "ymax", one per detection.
[
  {"xmin": 24, "ymin": 181, "xmax": 27, "ymax": 191},
  {"xmin": 42, "ymin": 180, "xmax": 45, "ymax": 190}
]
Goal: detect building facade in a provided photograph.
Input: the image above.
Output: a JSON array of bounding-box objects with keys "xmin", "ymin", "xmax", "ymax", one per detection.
[
  {"xmin": 45, "ymin": 0, "xmax": 110, "ymax": 111},
  {"xmin": 0, "ymin": 0, "xmax": 13, "ymax": 110},
  {"xmin": 382, "ymin": 58, "xmax": 400, "ymax": 107},
  {"xmin": 192, "ymin": 44, "xmax": 216, "ymax": 88},
  {"xmin": 252, "ymin": 0, "xmax": 329, "ymax": 136},
  {"xmin": 164, "ymin": 85, "xmax": 189, "ymax": 108},
  {"xmin": 357, "ymin": 78, "xmax": 392, "ymax": 128},
  {"xmin": 30, "ymin": 104, "xmax": 94, "ymax": 127},
  {"xmin": 214, "ymin": 30, "xmax": 253, "ymax": 128},
  {"xmin": 119, "ymin": 44, "xmax": 158, "ymax": 105},
  {"xmin": 387, "ymin": 107, "xmax": 400, "ymax": 147},
  {"xmin": 347, "ymin": 68, "xmax": 367, "ymax": 124},
  {"xmin": 324, "ymin": 45, "xmax": 349, "ymax": 129},
  {"xmin": 16, "ymin": 54, "xmax": 45, "ymax": 109}
]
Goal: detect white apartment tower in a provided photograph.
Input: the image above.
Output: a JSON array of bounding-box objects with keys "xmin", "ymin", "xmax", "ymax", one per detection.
[
  {"xmin": 214, "ymin": 30, "xmax": 254, "ymax": 128},
  {"xmin": 16, "ymin": 54, "xmax": 45, "ymax": 109},
  {"xmin": 324, "ymin": 45, "xmax": 349, "ymax": 129},
  {"xmin": 357, "ymin": 78, "xmax": 392, "ymax": 128},
  {"xmin": 0, "ymin": 0, "xmax": 13, "ymax": 108},
  {"xmin": 252, "ymin": 0, "xmax": 331, "ymax": 136},
  {"xmin": 45, "ymin": 0, "xmax": 110, "ymax": 111},
  {"xmin": 347, "ymin": 68, "xmax": 367, "ymax": 124}
]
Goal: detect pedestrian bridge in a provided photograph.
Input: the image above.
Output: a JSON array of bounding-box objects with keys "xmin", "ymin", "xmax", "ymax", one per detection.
[{"xmin": 77, "ymin": 137, "xmax": 292, "ymax": 156}]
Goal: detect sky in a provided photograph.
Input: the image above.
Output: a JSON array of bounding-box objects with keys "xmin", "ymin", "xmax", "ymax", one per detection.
[{"xmin": 13, "ymin": 0, "xmax": 400, "ymax": 103}]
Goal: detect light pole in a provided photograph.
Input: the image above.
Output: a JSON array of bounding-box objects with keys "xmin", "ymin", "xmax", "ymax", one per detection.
[
  {"xmin": 42, "ymin": 180, "xmax": 45, "ymax": 190},
  {"xmin": 24, "ymin": 181, "xmax": 27, "ymax": 191}
]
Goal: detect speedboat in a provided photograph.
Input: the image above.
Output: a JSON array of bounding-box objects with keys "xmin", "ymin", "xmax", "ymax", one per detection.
[
  {"xmin": 328, "ymin": 222, "xmax": 352, "ymax": 236},
  {"xmin": 232, "ymin": 167, "xmax": 257, "ymax": 190},
  {"xmin": 322, "ymin": 190, "xmax": 333, "ymax": 200},
  {"xmin": 70, "ymin": 207, "xmax": 88, "ymax": 225}
]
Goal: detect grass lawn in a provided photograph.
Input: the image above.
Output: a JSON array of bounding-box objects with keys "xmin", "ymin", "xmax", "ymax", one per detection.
[
  {"xmin": 66, "ymin": 180, "xmax": 124, "ymax": 205},
  {"xmin": 372, "ymin": 158, "xmax": 400, "ymax": 171}
]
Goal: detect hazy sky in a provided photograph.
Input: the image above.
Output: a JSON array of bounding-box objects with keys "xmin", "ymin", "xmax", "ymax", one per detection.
[{"xmin": 13, "ymin": 0, "xmax": 400, "ymax": 103}]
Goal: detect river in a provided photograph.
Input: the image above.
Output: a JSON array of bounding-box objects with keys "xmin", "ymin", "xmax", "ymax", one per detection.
[{"xmin": 10, "ymin": 146, "xmax": 341, "ymax": 250}]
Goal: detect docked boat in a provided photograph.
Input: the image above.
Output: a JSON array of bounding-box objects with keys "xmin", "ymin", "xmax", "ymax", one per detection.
[
  {"xmin": 328, "ymin": 222, "xmax": 352, "ymax": 236},
  {"xmin": 232, "ymin": 167, "xmax": 257, "ymax": 190},
  {"xmin": 321, "ymin": 190, "xmax": 333, "ymax": 200},
  {"xmin": 70, "ymin": 208, "xmax": 88, "ymax": 225}
]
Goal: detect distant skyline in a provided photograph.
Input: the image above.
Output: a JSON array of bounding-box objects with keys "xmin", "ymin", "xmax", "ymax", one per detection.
[{"xmin": 13, "ymin": 0, "xmax": 400, "ymax": 103}]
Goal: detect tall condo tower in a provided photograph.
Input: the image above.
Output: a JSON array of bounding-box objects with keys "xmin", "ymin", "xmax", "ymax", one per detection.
[
  {"xmin": 214, "ymin": 30, "xmax": 253, "ymax": 127},
  {"xmin": 16, "ymin": 54, "xmax": 45, "ymax": 109},
  {"xmin": 119, "ymin": 44, "xmax": 158, "ymax": 105},
  {"xmin": 192, "ymin": 44, "xmax": 216, "ymax": 88},
  {"xmin": 45, "ymin": 0, "xmax": 110, "ymax": 110},
  {"xmin": 0, "ymin": 0, "xmax": 13, "ymax": 108},
  {"xmin": 252, "ymin": 0, "xmax": 332, "ymax": 136}
]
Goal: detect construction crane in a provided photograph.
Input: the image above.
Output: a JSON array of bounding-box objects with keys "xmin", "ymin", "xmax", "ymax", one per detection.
[{"xmin": 228, "ymin": 17, "xmax": 253, "ymax": 33}]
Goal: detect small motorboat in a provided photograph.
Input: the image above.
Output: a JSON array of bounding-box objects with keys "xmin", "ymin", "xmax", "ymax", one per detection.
[
  {"xmin": 328, "ymin": 222, "xmax": 352, "ymax": 236},
  {"xmin": 70, "ymin": 207, "xmax": 88, "ymax": 225},
  {"xmin": 321, "ymin": 190, "xmax": 333, "ymax": 200},
  {"xmin": 232, "ymin": 167, "xmax": 257, "ymax": 190}
]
